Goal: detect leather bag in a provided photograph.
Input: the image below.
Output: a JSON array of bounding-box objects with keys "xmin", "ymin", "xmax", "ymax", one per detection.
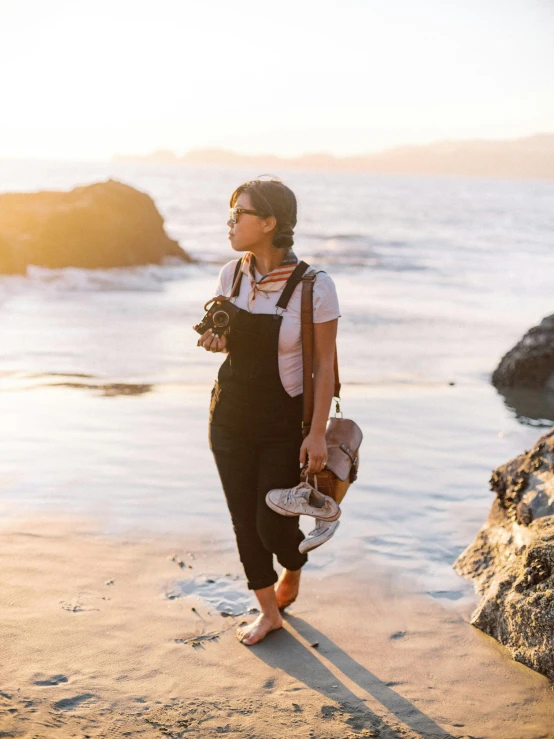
[{"xmin": 300, "ymin": 271, "xmax": 363, "ymax": 504}]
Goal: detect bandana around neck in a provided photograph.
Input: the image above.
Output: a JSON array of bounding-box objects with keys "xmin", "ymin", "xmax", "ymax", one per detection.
[{"xmin": 239, "ymin": 250, "xmax": 299, "ymax": 310}]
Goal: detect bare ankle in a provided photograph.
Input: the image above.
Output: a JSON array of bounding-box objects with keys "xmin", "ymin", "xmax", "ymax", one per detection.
[
  {"xmin": 281, "ymin": 568, "xmax": 301, "ymax": 581},
  {"xmin": 260, "ymin": 604, "xmax": 281, "ymax": 622}
]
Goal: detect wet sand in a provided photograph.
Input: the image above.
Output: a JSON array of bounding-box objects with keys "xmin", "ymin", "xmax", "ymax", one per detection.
[{"xmin": 1, "ymin": 514, "xmax": 554, "ymax": 739}]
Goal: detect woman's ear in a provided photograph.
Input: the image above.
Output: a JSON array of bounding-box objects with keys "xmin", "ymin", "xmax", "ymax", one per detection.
[{"xmin": 261, "ymin": 215, "xmax": 277, "ymax": 234}]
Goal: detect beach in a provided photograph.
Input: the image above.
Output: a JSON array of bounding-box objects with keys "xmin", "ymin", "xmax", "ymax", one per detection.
[
  {"xmin": 2, "ymin": 508, "xmax": 554, "ymax": 739},
  {"xmin": 2, "ymin": 0, "xmax": 554, "ymax": 731},
  {"xmin": 1, "ymin": 162, "xmax": 554, "ymax": 737}
]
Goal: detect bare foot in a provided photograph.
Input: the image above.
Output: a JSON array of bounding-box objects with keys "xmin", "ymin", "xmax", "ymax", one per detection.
[
  {"xmin": 236, "ymin": 613, "xmax": 283, "ymax": 646},
  {"xmin": 275, "ymin": 568, "xmax": 301, "ymax": 610}
]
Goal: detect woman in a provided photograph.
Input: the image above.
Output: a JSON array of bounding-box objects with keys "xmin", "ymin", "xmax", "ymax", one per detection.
[{"xmin": 198, "ymin": 178, "xmax": 340, "ymax": 646}]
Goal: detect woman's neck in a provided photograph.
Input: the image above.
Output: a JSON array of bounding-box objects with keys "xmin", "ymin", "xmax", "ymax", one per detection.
[{"xmin": 250, "ymin": 248, "xmax": 287, "ymax": 278}]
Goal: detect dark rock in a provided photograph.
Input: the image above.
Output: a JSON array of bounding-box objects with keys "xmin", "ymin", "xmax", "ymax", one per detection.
[
  {"xmin": 0, "ymin": 179, "xmax": 192, "ymax": 274},
  {"xmin": 455, "ymin": 428, "xmax": 554, "ymax": 679},
  {"xmin": 492, "ymin": 314, "xmax": 554, "ymax": 390},
  {"xmin": 516, "ymin": 501, "xmax": 533, "ymax": 526},
  {"xmin": 492, "ymin": 315, "xmax": 554, "ymax": 424}
]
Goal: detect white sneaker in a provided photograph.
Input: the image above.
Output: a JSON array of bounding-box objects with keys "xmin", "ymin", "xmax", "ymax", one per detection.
[
  {"xmin": 266, "ymin": 482, "xmax": 341, "ymax": 521},
  {"xmin": 299, "ymin": 519, "xmax": 341, "ymax": 554}
]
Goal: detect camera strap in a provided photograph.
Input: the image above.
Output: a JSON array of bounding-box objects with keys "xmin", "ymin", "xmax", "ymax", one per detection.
[{"xmin": 230, "ymin": 257, "xmax": 244, "ymax": 299}]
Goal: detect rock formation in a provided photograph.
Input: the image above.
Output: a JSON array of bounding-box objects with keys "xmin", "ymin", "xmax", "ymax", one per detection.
[
  {"xmin": 454, "ymin": 429, "xmax": 554, "ymax": 680},
  {"xmin": 0, "ymin": 179, "xmax": 192, "ymax": 274},
  {"xmin": 492, "ymin": 315, "xmax": 554, "ymax": 424},
  {"xmin": 492, "ymin": 315, "xmax": 554, "ymax": 391}
]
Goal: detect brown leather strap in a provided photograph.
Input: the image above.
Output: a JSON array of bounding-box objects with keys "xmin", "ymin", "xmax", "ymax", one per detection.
[
  {"xmin": 334, "ymin": 347, "xmax": 340, "ymax": 398},
  {"xmin": 300, "ymin": 274, "xmax": 341, "ymax": 438}
]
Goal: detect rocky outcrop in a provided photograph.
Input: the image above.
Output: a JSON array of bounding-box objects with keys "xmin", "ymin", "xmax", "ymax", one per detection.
[
  {"xmin": 492, "ymin": 315, "xmax": 554, "ymax": 424},
  {"xmin": 492, "ymin": 315, "xmax": 554, "ymax": 390},
  {"xmin": 0, "ymin": 179, "xmax": 192, "ymax": 274},
  {"xmin": 454, "ymin": 429, "xmax": 554, "ymax": 679}
]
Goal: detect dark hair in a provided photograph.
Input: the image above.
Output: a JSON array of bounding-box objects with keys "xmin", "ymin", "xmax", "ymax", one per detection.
[{"xmin": 230, "ymin": 176, "xmax": 297, "ymax": 250}]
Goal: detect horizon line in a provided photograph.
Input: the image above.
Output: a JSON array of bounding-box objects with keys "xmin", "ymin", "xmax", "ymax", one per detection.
[
  {"xmin": 119, "ymin": 131, "xmax": 554, "ymax": 161},
  {"xmin": 1, "ymin": 131, "xmax": 553, "ymax": 165}
]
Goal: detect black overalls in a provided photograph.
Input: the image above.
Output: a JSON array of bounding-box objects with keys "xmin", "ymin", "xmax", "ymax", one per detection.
[{"xmin": 208, "ymin": 259, "xmax": 311, "ymax": 590}]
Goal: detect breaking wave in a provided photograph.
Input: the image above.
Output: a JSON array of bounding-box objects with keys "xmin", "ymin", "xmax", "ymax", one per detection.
[{"xmin": 0, "ymin": 260, "xmax": 206, "ymax": 297}]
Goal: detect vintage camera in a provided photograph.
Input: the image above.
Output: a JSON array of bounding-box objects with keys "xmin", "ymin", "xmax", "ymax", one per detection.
[{"xmin": 193, "ymin": 296, "xmax": 240, "ymax": 340}]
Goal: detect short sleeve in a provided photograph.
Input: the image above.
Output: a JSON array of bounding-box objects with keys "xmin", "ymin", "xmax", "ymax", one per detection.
[
  {"xmin": 313, "ymin": 271, "xmax": 341, "ymax": 323},
  {"xmin": 214, "ymin": 266, "xmax": 225, "ymax": 296},
  {"xmin": 214, "ymin": 260, "xmax": 239, "ymax": 297}
]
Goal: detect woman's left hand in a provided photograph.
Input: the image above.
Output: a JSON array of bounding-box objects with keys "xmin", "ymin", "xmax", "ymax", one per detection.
[{"xmin": 299, "ymin": 431, "xmax": 328, "ymax": 474}]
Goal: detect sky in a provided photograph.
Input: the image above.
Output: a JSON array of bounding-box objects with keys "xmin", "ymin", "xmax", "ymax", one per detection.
[{"xmin": 0, "ymin": 0, "xmax": 553, "ymax": 160}]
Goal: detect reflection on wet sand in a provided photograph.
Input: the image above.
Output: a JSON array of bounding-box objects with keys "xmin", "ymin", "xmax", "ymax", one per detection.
[
  {"xmin": 495, "ymin": 386, "xmax": 554, "ymax": 427},
  {"xmin": 0, "ymin": 373, "xmax": 153, "ymax": 397},
  {"xmin": 54, "ymin": 382, "xmax": 154, "ymax": 397}
]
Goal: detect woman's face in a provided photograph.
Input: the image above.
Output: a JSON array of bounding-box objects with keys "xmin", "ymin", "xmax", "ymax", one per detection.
[{"xmin": 227, "ymin": 192, "xmax": 268, "ymax": 253}]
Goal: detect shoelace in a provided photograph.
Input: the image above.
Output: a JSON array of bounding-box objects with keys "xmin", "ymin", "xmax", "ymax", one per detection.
[
  {"xmin": 283, "ymin": 484, "xmax": 313, "ymax": 509},
  {"xmin": 312, "ymin": 519, "xmax": 330, "ymax": 533}
]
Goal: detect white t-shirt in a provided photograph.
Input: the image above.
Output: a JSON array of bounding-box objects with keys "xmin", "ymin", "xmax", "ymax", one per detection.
[{"xmin": 215, "ymin": 258, "xmax": 341, "ymax": 397}]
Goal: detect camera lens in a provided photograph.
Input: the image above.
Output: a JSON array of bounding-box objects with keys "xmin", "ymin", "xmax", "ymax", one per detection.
[{"xmin": 212, "ymin": 310, "xmax": 230, "ymax": 328}]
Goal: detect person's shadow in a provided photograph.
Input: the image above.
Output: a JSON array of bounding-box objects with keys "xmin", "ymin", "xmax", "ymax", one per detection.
[{"xmin": 247, "ymin": 614, "xmax": 455, "ymax": 739}]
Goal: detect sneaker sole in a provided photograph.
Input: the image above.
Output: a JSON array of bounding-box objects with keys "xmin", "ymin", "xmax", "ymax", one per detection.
[{"xmin": 299, "ymin": 521, "xmax": 340, "ymax": 554}]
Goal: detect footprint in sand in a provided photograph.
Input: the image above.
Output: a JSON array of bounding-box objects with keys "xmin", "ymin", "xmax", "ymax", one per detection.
[
  {"xmin": 320, "ymin": 704, "xmax": 340, "ymax": 719},
  {"xmin": 52, "ymin": 693, "xmax": 96, "ymax": 711},
  {"xmin": 33, "ymin": 674, "xmax": 69, "ymax": 687},
  {"xmin": 174, "ymin": 630, "xmax": 223, "ymax": 647}
]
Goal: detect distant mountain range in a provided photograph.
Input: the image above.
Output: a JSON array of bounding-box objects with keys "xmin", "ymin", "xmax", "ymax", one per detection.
[{"xmin": 113, "ymin": 134, "xmax": 554, "ymax": 179}]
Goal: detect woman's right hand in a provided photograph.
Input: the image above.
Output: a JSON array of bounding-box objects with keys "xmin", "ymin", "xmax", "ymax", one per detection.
[{"xmin": 198, "ymin": 328, "xmax": 228, "ymax": 353}]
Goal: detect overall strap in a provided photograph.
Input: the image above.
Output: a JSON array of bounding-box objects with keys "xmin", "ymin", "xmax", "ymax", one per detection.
[
  {"xmin": 230, "ymin": 257, "xmax": 309, "ymax": 305},
  {"xmin": 276, "ymin": 261, "xmax": 311, "ymax": 310},
  {"xmin": 300, "ymin": 272, "xmax": 341, "ymax": 439}
]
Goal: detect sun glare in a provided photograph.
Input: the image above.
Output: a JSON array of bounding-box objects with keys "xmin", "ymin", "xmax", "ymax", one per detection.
[{"xmin": 0, "ymin": 0, "xmax": 552, "ymax": 160}]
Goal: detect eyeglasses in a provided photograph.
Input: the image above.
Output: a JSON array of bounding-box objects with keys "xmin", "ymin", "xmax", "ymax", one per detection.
[{"xmin": 229, "ymin": 207, "xmax": 263, "ymax": 224}]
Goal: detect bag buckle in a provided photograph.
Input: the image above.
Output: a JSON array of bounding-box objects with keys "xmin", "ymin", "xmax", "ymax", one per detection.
[{"xmin": 340, "ymin": 442, "xmax": 356, "ymax": 463}]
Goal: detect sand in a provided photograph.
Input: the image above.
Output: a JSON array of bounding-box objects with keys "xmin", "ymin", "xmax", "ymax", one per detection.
[{"xmin": 1, "ymin": 513, "xmax": 553, "ymax": 739}]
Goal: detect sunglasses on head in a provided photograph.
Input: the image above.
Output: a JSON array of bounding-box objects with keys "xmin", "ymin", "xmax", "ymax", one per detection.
[{"xmin": 228, "ymin": 207, "xmax": 264, "ymax": 224}]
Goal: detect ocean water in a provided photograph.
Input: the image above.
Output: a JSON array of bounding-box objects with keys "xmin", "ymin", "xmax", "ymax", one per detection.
[{"xmin": 1, "ymin": 160, "xmax": 553, "ymax": 600}]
